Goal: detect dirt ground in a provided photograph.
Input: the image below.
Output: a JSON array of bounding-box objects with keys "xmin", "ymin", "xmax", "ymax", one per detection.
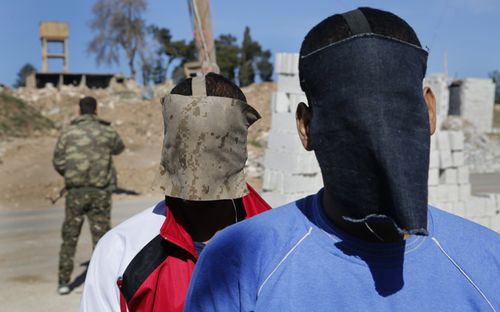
[{"xmin": 0, "ymin": 82, "xmax": 274, "ymax": 211}]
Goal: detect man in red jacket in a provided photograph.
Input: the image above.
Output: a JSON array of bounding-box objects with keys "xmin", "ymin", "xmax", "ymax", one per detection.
[{"xmin": 79, "ymin": 73, "xmax": 270, "ymax": 312}]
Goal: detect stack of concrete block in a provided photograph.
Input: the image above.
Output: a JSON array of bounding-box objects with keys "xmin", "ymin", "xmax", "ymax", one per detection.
[
  {"xmin": 262, "ymin": 53, "xmax": 323, "ymax": 206},
  {"xmin": 428, "ymin": 129, "xmax": 500, "ymax": 231},
  {"xmin": 424, "ymin": 74, "xmax": 449, "ymax": 129},
  {"xmin": 448, "ymin": 78, "xmax": 495, "ymax": 133}
]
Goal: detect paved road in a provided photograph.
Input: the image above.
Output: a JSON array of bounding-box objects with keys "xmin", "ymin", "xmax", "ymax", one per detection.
[{"xmin": 0, "ymin": 197, "xmax": 159, "ymax": 312}]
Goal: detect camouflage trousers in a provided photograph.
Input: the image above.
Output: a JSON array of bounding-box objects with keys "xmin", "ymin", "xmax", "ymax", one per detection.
[{"xmin": 58, "ymin": 189, "xmax": 111, "ymax": 284}]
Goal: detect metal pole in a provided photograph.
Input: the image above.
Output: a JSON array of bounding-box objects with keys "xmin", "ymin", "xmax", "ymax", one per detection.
[{"xmin": 189, "ymin": 0, "xmax": 219, "ymax": 74}]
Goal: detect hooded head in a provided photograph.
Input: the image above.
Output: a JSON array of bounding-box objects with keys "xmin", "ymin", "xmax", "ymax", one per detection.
[
  {"xmin": 155, "ymin": 72, "xmax": 260, "ymax": 201},
  {"xmin": 296, "ymin": 8, "xmax": 436, "ymax": 235}
]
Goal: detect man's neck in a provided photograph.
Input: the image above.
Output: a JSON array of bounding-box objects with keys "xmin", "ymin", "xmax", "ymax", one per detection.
[
  {"xmin": 168, "ymin": 198, "xmax": 242, "ymax": 243},
  {"xmin": 321, "ymin": 188, "xmax": 406, "ymax": 243}
]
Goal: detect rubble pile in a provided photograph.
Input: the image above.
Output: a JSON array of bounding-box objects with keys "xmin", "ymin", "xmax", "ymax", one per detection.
[{"xmin": 442, "ymin": 116, "xmax": 500, "ymax": 173}]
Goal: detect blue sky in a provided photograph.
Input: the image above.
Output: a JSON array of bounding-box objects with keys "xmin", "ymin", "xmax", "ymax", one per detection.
[{"xmin": 1, "ymin": 0, "xmax": 499, "ymax": 86}]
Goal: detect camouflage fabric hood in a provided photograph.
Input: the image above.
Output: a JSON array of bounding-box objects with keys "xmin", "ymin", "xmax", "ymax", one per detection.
[{"xmin": 155, "ymin": 75, "xmax": 260, "ymax": 200}]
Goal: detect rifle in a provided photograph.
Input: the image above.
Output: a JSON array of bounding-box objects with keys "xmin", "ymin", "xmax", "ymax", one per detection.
[
  {"xmin": 113, "ymin": 187, "xmax": 141, "ymax": 196},
  {"xmin": 47, "ymin": 186, "xmax": 141, "ymax": 205}
]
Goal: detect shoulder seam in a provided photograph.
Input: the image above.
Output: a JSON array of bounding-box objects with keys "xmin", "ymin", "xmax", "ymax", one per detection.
[
  {"xmin": 431, "ymin": 237, "xmax": 497, "ymax": 312},
  {"xmin": 257, "ymin": 227, "xmax": 313, "ymax": 297}
]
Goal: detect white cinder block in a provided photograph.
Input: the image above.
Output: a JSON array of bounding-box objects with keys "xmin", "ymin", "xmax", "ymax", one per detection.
[
  {"xmin": 285, "ymin": 192, "xmax": 315, "ymax": 203},
  {"xmin": 285, "ymin": 173, "xmax": 323, "ymax": 194},
  {"xmin": 262, "ymin": 191, "xmax": 287, "ymax": 207},
  {"xmin": 264, "ymin": 148, "xmax": 319, "ymax": 174},
  {"xmin": 428, "ymin": 186, "xmax": 439, "ymax": 204},
  {"xmin": 424, "ymin": 74, "xmax": 449, "ymax": 129},
  {"xmin": 439, "ymin": 149, "xmax": 453, "ymax": 169},
  {"xmin": 469, "ymin": 216, "xmax": 491, "ymax": 228},
  {"xmin": 483, "ymin": 194, "xmax": 497, "ymax": 216},
  {"xmin": 267, "ymin": 130, "xmax": 304, "ymax": 152},
  {"xmin": 262, "ymin": 169, "xmax": 283, "ymax": 192},
  {"xmin": 452, "ymin": 151, "xmax": 465, "ymax": 167},
  {"xmin": 449, "ymin": 78, "xmax": 495, "ymax": 133},
  {"xmin": 430, "ymin": 135, "xmax": 438, "ymax": 151},
  {"xmin": 288, "ymin": 93, "xmax": 307, "ymax": 113},
  {"xmin": 429, "ymin": 151, "xmax": 439, "ymax": 169},
  {"xmin": 491, "ymin": 214, "xmax": 500, "ymax": 232},
  {"xmin": 466, "ymin": 196, "xmax": 487, "ymax": 217},
  {"xmin": 428, "ymin": 168, "xmax": 439, "ymax": 186},
  {"xmin": 437, "ymin": 131, "xmax": 451, "ymax": 151},
  {"xmin": 277, "ymin": 75, "xmax": 302, "ymax": 93},
  {"xmin": 447, "ymin": 185, "xmax": 459, "ymax": 202},
  {"xmin": 457, "ymin": 166, "xmax": 469, "ymax": 184},
  {"xmin": 292, "ymin": 54, "xmax": 300, "ymax": 75},
  {"xmin": 439, "ymin": 168, "xmax": 457, "ymax": 184},
  {"xmin": 271, "ymin": 112, "xmax": 297, "ymax": 132},
  {"xmin": 454, "ymin": 201, "xmax": 466, "ymax": 217},
  {"xmin": 263, "ymin": 171, "xmax": 322, "ymax": 196},
  {"xmin": 459, "ymin": 184, "xmax": 471, "ymax": 201},
  {"xmin": 449, "ymin": 131, "xmax": 464, "ymax": 151},
  {"xmin": 272, "ymin": 92, "xmax": 290, "ymax": 113},
  {"xmin": 440, "ymin": 202, "xmax": 454, "ymax": 214},
  {"xmin": 275, "ymin": 53, "xmax": 299, "ymax": 75},
  {"xmin": 437, "ymin": 185, "xmax": 450, "ymax": 202}
]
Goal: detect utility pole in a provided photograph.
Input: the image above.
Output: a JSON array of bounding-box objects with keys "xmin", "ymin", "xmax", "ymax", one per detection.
[{"xmin": 186, "ymin": 0, "xmax": 219, "ymax": 76}]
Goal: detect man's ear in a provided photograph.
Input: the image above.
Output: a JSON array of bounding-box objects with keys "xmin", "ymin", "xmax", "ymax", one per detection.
[
  {"xmin": 423, "ymin": 87, "xmax": 437, "ymax": 135},
  {"xmin": 296, "ymin": 102, "xmax": 313, "ymax": 151}
]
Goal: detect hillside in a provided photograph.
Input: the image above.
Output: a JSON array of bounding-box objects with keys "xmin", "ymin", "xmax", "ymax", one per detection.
[{"xmin": 0, "ymin": 92, "xmax": 54, "ymax": 138}]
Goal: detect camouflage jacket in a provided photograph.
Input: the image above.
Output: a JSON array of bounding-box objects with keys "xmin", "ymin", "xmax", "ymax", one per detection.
[{"xmin": 53, "ymin": 114, "xmax": 125, "ymax": 190}]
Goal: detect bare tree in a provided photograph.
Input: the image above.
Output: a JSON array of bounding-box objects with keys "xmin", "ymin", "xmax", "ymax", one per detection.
[{"xmin": 88, "ymin": 0, "xmax": 147, "ymax": 81}]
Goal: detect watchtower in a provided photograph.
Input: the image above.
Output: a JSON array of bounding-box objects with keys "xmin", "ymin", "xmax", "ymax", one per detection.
[{"xmin": 39, "ymin": 21, "xmax": 69, "ymax": 72}]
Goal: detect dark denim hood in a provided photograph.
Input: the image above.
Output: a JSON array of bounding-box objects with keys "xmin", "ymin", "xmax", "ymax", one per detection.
[{"xmin": 300, "ymin": 34, "xmax": 430, "ymax": 235}]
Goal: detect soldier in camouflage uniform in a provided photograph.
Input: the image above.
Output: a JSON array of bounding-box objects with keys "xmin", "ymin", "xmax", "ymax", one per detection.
[{"xmin": 52, "ymin": 96, "xmax": 125, "ymax": 295}]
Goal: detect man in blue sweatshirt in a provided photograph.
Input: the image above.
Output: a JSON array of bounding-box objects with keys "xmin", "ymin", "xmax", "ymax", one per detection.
[{"xmin": 185, "ymin": 7, "xmax": 500, "ymax": 311}]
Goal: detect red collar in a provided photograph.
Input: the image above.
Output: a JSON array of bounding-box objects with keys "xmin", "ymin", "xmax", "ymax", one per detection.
[{"xmin": 159, "ymin": 184, "xmax": 270, "ymax": 259}]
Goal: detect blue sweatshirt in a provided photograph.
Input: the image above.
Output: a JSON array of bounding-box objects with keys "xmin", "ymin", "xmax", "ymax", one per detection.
[{"xmin": 185, "ymin": 190, "xmax": 500, "ymax": 311}]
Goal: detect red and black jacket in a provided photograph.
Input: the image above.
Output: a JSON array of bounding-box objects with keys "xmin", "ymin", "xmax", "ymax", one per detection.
[{"xmin": 115, "ymin": 185, "xmax": 270, "ymax": 311}]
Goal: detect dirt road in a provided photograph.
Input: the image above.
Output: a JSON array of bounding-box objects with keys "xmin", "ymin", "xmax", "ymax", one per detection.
[{"xmin": 0, "ymin": 196, "xmax": 159, "ymax": 311}]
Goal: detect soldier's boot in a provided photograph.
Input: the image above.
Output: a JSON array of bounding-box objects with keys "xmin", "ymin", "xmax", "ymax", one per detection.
[{"xmin": 58, "ymin": 284, "xmax": 71, "ymax": 295}]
